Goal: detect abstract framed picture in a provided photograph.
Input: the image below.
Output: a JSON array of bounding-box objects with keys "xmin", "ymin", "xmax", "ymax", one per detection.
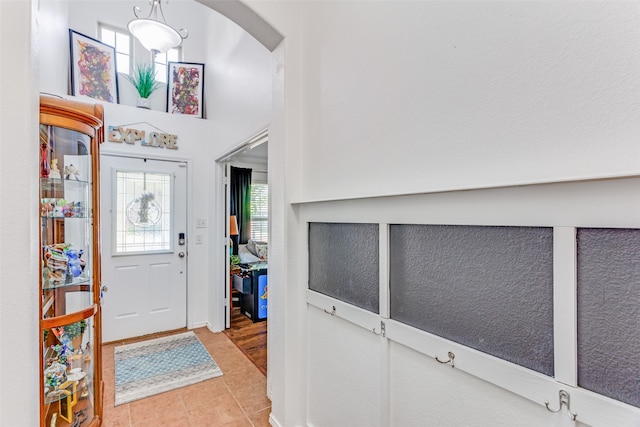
[
  {"xmin": 167, "ymin": 62, "xmax": 205, "ymax": 118},
  {"xmin": 69, "ymin": 29, "xmax": 119, "ymax": 103}
]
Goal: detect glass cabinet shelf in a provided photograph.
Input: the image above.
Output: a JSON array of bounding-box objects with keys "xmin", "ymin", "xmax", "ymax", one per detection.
[
  {"xmin": 40, "ymin": 178, "xmax": 91, "ymax": 220},
  {"xmin": 41, "ymin": 214, "xmax": 89, "ymax": 219},
  {"xmin": 44, "ymin": 380, "xmax": 92, "ymax": 405},
  {"xmin": 40, "ymin": 177, "xmax": 91, "ymax": 190},
  {"xmin": 39, "ymin": 94, "xmax": 103, "ymax": 427},
  {"xmin": 42, "ymin": 277, "xmax": 92, "ymax": 291}
]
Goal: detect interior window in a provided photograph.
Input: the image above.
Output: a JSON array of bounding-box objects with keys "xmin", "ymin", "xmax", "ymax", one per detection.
[
  {"xmin": 250, "ymin": 183, "xmax": 269, "ymax": 242},
  {"xmin": 99, "ymin": 24, "xmax": 130, "ymax": 75},
  {"xmin": 154, "ymin": 48, "xmax": 180, "ymax": 84}
]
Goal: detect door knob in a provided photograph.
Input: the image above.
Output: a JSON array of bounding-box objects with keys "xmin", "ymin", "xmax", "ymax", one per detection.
[
  {"xmin": 100, "ymin": 285, "xmax": 108, "ymax": 305},
  {"xmin": 178, "ymin": 252, "xmax": 185, "ymax": 258}
]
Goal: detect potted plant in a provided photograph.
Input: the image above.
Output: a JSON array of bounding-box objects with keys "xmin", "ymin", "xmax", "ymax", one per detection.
[
  {"xmin": 124, "ymin": 63, "xmax": 162, "ymax": 109},
  {"xmin": 63, "ymin": 320, "xmax": 87, "ymax": 350}
]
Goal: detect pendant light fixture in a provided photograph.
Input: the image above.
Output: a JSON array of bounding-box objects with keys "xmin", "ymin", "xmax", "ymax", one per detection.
[{"xmin": 128, "ymin": 0, "xmax": 188, "ymax": 54}]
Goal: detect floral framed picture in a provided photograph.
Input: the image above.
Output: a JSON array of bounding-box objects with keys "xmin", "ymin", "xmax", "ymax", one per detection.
[
  {"xmin": 167, "ymin": 62, "xmax": 205, "ymax": 118},
  {"xmin": 69, "ymin": 29, "xmax": 119, "ymax": 103}
]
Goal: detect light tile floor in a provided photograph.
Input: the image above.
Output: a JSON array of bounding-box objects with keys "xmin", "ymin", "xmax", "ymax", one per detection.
[{"xmin": 101, "ymin": 327, "xmax": 271, "ymax": 427}]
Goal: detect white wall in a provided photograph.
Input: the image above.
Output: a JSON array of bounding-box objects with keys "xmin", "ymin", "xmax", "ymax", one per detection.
[
  {"xmin": 244, "ymin": 1, "xmax": 640, "ymax": 426},
  {"xmin": 100, "ymin": 103, "xmax": 215, "ymax": 328},
  {"xmin": 36, "ymin": 0, "xmax": 272, "ymax": 333},
  {"xmin": 204, "ymin": 9, "xmax": 273, "ymax": 151},
  {"xmin": 0, "ymin": 1, "xmax": 40, "ymax": 426},
  {"xmin": 43, "ymin": 0, "xmax": 272, "ymax": 137},
  {"xmin": 293, "ymin": 1, "xmax": 640, "ymax": 202},
  {"xmin": 65, "ymin": 0, "xmax": 203, "ymax": 111},
  {"xmin": 4, "ymin": 0, "xmax": 640, "ymax": 425},
  {"xmin": 37, "ymin": 0, "xmax": 69, "ymax": 93},
  {"xmin": 0, "ymin": 1, "xmax": 272, "ymax": 423},
  {"xmin": 297, "ymin": 177, "xmax": 640, "ymax": 427}
]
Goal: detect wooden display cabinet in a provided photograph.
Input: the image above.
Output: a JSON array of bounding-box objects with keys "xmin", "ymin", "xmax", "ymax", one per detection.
[{"xmin": 39, "ymin": 95, "xmax": 104, "ymax": 427}]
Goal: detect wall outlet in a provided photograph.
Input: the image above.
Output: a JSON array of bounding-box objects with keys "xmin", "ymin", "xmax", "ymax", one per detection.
[
  {"xmin": 196, "ymin": 219, "xmax": 207, "ymax": 228},
  {"xmin": 195, "ymin": 234, "xmax": 204, "ymax": 244}
]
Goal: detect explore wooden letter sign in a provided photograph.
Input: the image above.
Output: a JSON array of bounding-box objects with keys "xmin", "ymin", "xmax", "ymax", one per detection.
[{"xmin": 108, "ymin": 126, "xmax": 179, "ymax": 150}]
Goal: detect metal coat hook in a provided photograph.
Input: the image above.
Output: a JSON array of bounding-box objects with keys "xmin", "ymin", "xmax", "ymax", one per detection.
[
  {"xmin": 323, "ymin": 305, "xmax": 336, "ymax": 316},
  {"xmin": 545, "ymin": 390, "xmax": 577, "ymax": 421},
  {"xmin": 373, "ymin": 321, "xmax": 386, "ymax": 337},
  {"xmin": 435, "ymin": 351, "xmax": 455, "ymax": 368}
]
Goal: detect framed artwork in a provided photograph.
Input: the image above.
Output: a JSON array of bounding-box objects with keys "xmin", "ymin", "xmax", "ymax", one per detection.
[
  {"xmin": 69, "ymin": 29, "xmax": 119, "ymax": 103},
  {"xmin": 167, "ymin": 62, "xmax": 205, "ymax": 118}
]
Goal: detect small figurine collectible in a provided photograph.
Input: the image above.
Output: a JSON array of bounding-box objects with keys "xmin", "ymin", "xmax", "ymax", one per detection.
[
  {"xmin": 50, "ymin": 158, "xmax": 61, "ymax": 179},
  {"xmin": 64, "ymin": 164, "xmax": 80, "ymax": 180}
]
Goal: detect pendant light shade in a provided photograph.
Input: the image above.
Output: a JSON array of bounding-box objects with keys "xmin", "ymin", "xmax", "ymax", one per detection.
[{"xmin": 128, "ymin": 0, "xmax": 187, "ymax": 54}]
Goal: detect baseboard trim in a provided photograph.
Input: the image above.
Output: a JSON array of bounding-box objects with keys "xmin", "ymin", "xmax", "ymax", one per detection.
[
  {"xmin": 269, "ymin": 413, "xmax": 282, "ymax": 427},
  {"xmin": 188, "ymin": 321, "xmax": 209, "ymax": 330},
  {"xmin": 204, "ymin": 320, "xmax": 224, "ymax": 333}
]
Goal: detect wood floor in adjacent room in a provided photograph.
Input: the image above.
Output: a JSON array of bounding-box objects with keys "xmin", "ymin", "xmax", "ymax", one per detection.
[
  {"xmin": 102, "ymin": 320, "xmax": 269, "ymax": 427},
  {"xmin": 224, "ymin": 306, "xmax": 268, "ymax": 375}
]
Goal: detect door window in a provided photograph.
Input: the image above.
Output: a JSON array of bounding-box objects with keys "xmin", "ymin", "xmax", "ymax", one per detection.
[{"xmin": 114, "ymin": 170, "xmax": 173, "ymax": 254}]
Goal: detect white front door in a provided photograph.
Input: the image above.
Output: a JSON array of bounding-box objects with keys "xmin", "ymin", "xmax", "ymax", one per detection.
[{"xmin": 100, "ymin": 155, "xmax": 187, "ymax": 342}]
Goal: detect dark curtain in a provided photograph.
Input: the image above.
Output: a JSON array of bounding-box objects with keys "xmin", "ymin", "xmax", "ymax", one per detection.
[{"xmin": 230, "ymin": 166, "xmax": 252, "ymax": 245}]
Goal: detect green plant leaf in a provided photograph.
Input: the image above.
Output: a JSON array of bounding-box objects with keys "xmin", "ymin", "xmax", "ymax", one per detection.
[{"xmin": 124, "ymin": 63, "xmax": 163, "ymax": 99}]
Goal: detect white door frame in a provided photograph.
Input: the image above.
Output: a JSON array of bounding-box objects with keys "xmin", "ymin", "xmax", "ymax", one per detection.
[
  {"xmin": 99, "ymin": 151, "xmax": 194, "ymax": 332},
  {"xmin": 214, "ymin": 130, "xmax": 269, "ymax": 329}
]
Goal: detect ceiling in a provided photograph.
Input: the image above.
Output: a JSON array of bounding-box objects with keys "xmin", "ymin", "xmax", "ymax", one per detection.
[{"xmin": 232, "ymin": 141, "xmax": 268, "ymax": 164}]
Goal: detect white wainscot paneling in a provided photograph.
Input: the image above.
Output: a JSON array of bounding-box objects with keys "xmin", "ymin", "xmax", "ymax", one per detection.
[
  {"xmin": 307, "ymin": 305, "xmax": 381, "ymax": 427},
  {"xmin": 390, "ymin": 341, "xmax": 561, "ymax": 427}
]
